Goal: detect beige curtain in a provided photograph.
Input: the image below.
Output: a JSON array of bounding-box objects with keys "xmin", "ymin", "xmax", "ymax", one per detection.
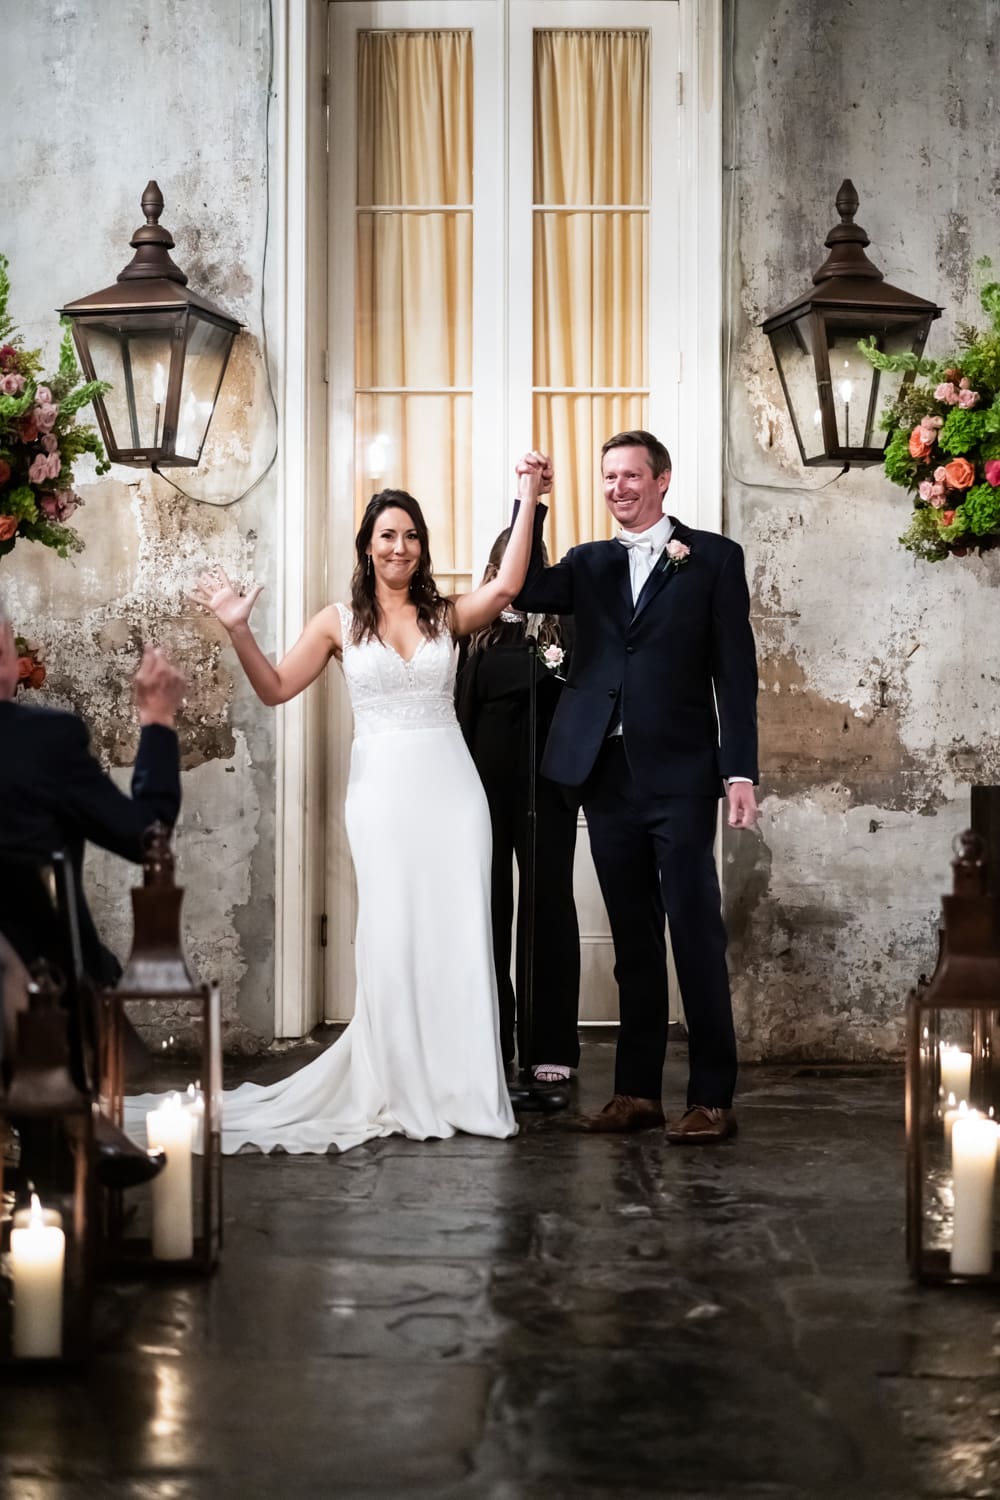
[
  {"xmin": 355, "ymin": 31, "xmax": 473, "ymax": 594},
  {"xmin": 533, "ymin": 30, "xmax": 649, "ymax": 558}
]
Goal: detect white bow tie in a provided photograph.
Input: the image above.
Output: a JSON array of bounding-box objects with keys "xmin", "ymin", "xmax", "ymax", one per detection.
[{"xmin": 617, "ymin": 533, "xmax": 657, "ymax": 553}]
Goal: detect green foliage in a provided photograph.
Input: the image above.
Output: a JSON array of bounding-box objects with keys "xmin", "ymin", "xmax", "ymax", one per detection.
[
  {"xmin": 899, "ymin": 507, "xmax": 951, "ymax": 562},
  {"xmin": 856, "ymin": 336, "xmax": 938, "ymax": 378},
  {"xmin": 0, "ymin": 254, "xmax": 12, "ymax": 345},
  {"xmin": 18, "ymin": 517, "xmax": 85, "ymax": 558},
  {"xmin": 883, "ymin": 429, "xmax": 919, "ymax": 488},
  {"xmin": 5, "ymin": 484, "xmax": 37, "ymax": 522},
  {"xmin": 961, "ymin": 483, "xmax": 1000, "ymax": 536},
  {"xmin": 939, "ymin": 407, "xmax": 991, "ymax": 454}
]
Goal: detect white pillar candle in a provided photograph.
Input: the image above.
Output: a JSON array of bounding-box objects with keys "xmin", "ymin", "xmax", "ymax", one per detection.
[
  {"xmin": 943, "ymin": 1095, "xmax": 968, "ymax": 1150},
  {"xmin": 146, "ymin": 1093, "xmax": 194, "ymax": 1261},
  {"xmin": 950, "ymin": 1114, "xmax": 999, "ymax": 1277},
  {"xmin": 11, "ymin": 1194, "xmax": 65, "ymax": 1358},
  {"xmin": 940, "ymin": 1044, "xmax": 972, "ymax": 1104}
]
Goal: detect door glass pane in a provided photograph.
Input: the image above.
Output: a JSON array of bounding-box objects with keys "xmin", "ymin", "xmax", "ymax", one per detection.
[
  {"xmin": 355, "ymin": 30, "xmax": 473, "ymax": 588},
  {"xmin": 533, "ymin": 29, "xmax": 650, "ymax": 558}
]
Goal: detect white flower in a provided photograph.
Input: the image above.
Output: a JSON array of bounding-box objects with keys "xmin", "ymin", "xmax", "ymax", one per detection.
[
  {"xmin": 665, "ymin": 539, "xmax": 691, "ymax": 567},
  {"xmin": 540, "ymin": 644, "xmax": 565, "ymax": 670}
]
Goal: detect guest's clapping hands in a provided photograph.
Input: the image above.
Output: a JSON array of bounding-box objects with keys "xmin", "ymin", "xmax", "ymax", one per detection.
[
  {"xmin": 516, "ymin": 451, "xmax": 553, "ymax": 502},
  {"xmin": 133, "ymin": 646, "xmax": 186, "ymax": 729},
  {"xmin": 190, "ymin": 565, "xmax": 264, "ymax": 633}
]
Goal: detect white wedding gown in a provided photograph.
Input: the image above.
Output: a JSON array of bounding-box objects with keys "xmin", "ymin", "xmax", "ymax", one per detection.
[{"xmin": 126, "ymin": 604, "xmax": 516, "ymax": 1154}]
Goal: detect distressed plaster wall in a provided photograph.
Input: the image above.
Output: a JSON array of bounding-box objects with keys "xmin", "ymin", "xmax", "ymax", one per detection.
[
  {"xmin": 725, "ymin": 0, "xmax": 1000, "ymax": 1059},
  {"xmin": 2, "ymin": 0, "xmax": 277, "ymax": 1050}
]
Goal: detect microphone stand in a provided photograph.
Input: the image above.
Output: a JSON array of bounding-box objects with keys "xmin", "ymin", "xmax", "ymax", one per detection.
[{"xmin": 507, "ymin": 628, "xmax": 570, "ymax": 1113}]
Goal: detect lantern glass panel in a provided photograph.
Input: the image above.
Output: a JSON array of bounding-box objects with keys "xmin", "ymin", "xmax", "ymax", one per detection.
[
  {"xmin": 824, "ymin": 315, "xmax": 932, "ymax": 451},
  {"xmin": 77, "ymin": 313, "xmax": 182, "ymax": 457},
  {"xmin": 910, "ymin": 995, "xmax": 1000, "ymax": 1281},
  {"xmin": 768, "ymin": 314, "xmax": 828, "ymax": 463},
  {"xmin": 173, "ymin": 316, "xmax": 235, "ymax": 464}
]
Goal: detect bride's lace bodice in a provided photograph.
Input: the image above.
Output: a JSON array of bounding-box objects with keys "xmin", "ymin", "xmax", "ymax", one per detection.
[{"xmin": 335, "ymin": 602, "xmax": 459, "ymax": 737}]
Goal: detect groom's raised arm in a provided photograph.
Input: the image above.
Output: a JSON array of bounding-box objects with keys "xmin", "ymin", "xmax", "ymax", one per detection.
[{"xmin": 509, "ymin": 499, "xmax": 576, "ymax": 615}]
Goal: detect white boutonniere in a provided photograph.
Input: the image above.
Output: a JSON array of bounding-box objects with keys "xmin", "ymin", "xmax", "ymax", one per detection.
[
  {"xmin": 539, "ymin": 643, "xmax": 565, "ymax": 672},
  {"xmin": 665, "ymin": 539, "xmax": 691, "ymax": 569}
]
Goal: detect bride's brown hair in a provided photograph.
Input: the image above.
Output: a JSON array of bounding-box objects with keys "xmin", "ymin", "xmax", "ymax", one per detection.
[{"xmin": 350, "ymin": 489, "xmax": 451, "ymax": 646}]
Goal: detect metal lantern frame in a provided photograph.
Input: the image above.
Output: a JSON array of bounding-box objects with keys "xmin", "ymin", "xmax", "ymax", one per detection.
[
  {"xmin": 905, "ymin": 832, "xmax": 1000, "ymax": 1285},
  {"xmin": 101, "ymin": 828, "xmax": 222, "ymax": 1276},
  {"xmin": 58, "ymin": 181, "xmax": 241, "ymax": 469},
  {"xmin": 761, "ymin": 180, "xmax": 943, "ymax": 468},
  {"xmin": 0, "ymin": 967, "xmax": 95, "ymax": 1368}
]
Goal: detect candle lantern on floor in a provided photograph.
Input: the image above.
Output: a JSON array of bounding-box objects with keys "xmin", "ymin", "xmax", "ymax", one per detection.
[
  {"xmin": 906, "ymin": 831, "xmax": 1000, "ymax": 1284},
  {"xmin": 0, "ymin": 963, "xmax": 94, "ymax": 1365},
  {"xmin": 101, "ymin": 825, "xmax": 222, "ymax": 1275}
]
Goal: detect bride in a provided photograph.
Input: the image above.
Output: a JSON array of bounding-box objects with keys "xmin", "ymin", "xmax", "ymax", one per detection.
[{"xmin": 128, "ymin": 455, "xmax": 549, "ymax": 1154}]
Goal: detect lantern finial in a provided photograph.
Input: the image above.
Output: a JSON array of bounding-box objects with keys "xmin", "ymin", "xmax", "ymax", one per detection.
[
  {"xmin": 116, "ymin": 181, "xmax": 188, "ymax": 287},
  {"xmin": 813, "ymin": 179, "xmax": 883, "ymax": 286}
]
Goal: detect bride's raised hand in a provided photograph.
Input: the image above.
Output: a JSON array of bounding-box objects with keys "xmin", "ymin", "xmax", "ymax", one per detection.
[
  {"xmin": 189, "ymin": 564, "xmax": 264, "ymax": 632},
  {"xmin": 516, "ymin": 450, "xmax": 552, "ymax": 503}
]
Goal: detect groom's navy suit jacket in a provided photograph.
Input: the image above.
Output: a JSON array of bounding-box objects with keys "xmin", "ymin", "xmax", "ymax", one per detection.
[
  {"xmin": 513, "ymin": 508, "xmax": 758, "ymax": 797},
  {"xmin": 0, "ymin": 701, "xmax": 181, "ymax": 982}
]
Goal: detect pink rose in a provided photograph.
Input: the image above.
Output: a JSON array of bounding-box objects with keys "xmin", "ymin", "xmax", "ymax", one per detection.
[
  {"xmin": 666, "ymin": 539, "xmax": 691, "ymax": 565},
  {"xmin": 958, "ymin": 388, "xmax": 981, "ymax": 409},
  {"xmin": 39, "ymin": 489, "xmax": 80, "ymax": 521},
  {"xmin": 0, "ymin": 372, "xmax": 24, "ymax": 395},
  {"xmin": 934, "ymin": 382, "xmax": 960, "ymax": 405},
  {"xmin": 40, "ymin": 433, "xmax": 58, "ymax": 454},
  {"xmin": 35, "ymin": 403, "xmax": 58, "ymax": 433},
  {"xmin": 985, "ymin": 460, "xmax": 1000, "ymax": 487},
  {"xmin": 934, "ymin": 466, "xmax": 949, "ymax": 483},
  {"xmin": 918, "ymin": 480, "xmax": 948, "ymax": 504},
  {"xmin": 541, "ymin": 644, "xmax": 564, "ymax": 669},
  {"xmin": 35, "ymin": 387, "xmax": 52, "ymax": 406},
  {"xmin": 0, "ymin": 345, "xmax": 15, "ymax": 369},
  {"xmin": 28, "ymin": 451, "xmax": 60, "ymax": 484}
]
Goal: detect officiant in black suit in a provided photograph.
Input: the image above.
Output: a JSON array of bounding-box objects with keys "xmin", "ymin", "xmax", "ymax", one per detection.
[
  {"xmin": 0, "ymin": 597, "xmax": 184, "ymax": 987},
  {"xmin": 514, "ymin": 431, "xmax": 759, "ymax": 1143}
]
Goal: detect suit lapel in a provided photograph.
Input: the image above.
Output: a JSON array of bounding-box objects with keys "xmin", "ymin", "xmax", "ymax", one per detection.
[
  {"xmin": 595, "ymin": 539, "xmax": 634, "ymax": 627},
  {"xmin": 631, "ymin": 516, "xmax": 692, "ymax": 623}
]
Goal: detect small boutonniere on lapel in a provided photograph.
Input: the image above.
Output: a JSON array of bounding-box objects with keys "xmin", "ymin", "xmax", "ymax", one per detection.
[
  {"xmin": 665, "ymin": 538, "xmax": 691, "ymax": 570},
  {"xmin": 538, "ymin": 642, "xmax": 565, "ymax": 673}
]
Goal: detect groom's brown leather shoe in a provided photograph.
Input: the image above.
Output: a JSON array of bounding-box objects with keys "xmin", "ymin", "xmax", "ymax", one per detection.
[
  {"xmin": 665, "ymin": 1105, "xmax": 737, "ymax": 1144},
  {"xmin": 579, "ymin": 1094, "xmax": 665, "ymax": 1133}
]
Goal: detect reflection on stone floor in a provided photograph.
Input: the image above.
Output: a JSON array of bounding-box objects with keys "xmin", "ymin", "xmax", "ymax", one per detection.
[{"xmin": 2, "ymin": 1034, "xmax": 998, "ymax": 1499}]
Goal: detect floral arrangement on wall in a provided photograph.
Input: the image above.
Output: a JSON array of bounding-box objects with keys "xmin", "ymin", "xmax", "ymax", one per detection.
[
  {"xmin": 0, "ymin": 252, "xmax": 109, "ymax": 562},
  {"xmin": 862, "ymin": 259, "xmax": 1000, "ymax": 562}
]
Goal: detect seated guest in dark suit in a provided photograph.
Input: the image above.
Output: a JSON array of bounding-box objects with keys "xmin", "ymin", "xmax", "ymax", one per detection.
[
  {"xmin": 0, "ymin": 594, "xmax": 184, "ymax": 987},
  {"xmin": 0, "ymin": 596, "xmax": 185, "ymax": 1184},
  {"xmin": 456, "ymin": 529, "xmax": 580, "ymax": 1086}
]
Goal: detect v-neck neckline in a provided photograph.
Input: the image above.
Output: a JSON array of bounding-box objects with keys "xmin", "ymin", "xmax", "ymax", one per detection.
[{"xmin": 383, "ymin": 634, "xmax": 429, "ymax": 667}]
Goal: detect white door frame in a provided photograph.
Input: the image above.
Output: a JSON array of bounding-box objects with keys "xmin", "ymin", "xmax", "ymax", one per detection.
[{"xmin": 271, "ymin": 0, "xmax": 722, "ymax": 1037}]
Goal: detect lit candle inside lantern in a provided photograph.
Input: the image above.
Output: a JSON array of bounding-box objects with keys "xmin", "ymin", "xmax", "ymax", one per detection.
[
  {"xmin": 950, "ymin": 1114, "xmax": 998, "ymax": 1277},
  {"xmin": 939, "ymin": 1043, "xmax": 972, "ymax": 1104},
  {"xmin": 185, "ymin": 1080, "xmax": 205, "ymax": 1154},
  {"xmin": 146, "ymin": 1092, "xmax": 194, "ymax": 1261},
  {"xmin": 11, "ymin": 1193, "xmax": 65, "ymax": 1358},
  {"xmin": 943, "ymin": 1094, "xmax": 967, "ymax": 1150}
]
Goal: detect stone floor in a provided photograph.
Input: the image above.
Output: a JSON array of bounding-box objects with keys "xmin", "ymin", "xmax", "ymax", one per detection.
[{"xmin": 3, "ymin": 1033, "xmax": 1000, "ymax": 1500}]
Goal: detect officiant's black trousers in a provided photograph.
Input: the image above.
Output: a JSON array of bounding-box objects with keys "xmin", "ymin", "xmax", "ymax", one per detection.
[{"xmin": 582, "ymin": 739, "xmax": 737, "ymax": 1107}]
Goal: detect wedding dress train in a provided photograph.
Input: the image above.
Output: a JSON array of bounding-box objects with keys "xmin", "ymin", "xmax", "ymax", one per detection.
[{"xmin": 126, "ymin": 603, "xmax": 516, "ymax": 1154}]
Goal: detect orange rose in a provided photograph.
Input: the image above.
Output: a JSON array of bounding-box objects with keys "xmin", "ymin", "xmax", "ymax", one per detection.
[
  {"xmin": 17, "ymin": 654, "xmax": 32, "ymax": 680},
  {"xmin": 909, "ymin": 427, "xmax": 933, "ymax": 460},
  {"xmin": 940, "ymin": 510, "xmax": 956, "ymax": 526},
  {"xmin": 27, "ymin": 663, "xmax": 46, "ymax": 689},
  {"xmin": 0, "ymin": 515, "xmax": 18, "ymax": 542},
  {"xmin": 943, "ymin": 457, "xmax": 975, "ymax": 490}
]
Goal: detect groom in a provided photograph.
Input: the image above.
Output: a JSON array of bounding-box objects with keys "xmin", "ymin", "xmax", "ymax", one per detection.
[{"xmin": 514, "ymin": 431, "xmax": 759, "ymax": 1142}]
